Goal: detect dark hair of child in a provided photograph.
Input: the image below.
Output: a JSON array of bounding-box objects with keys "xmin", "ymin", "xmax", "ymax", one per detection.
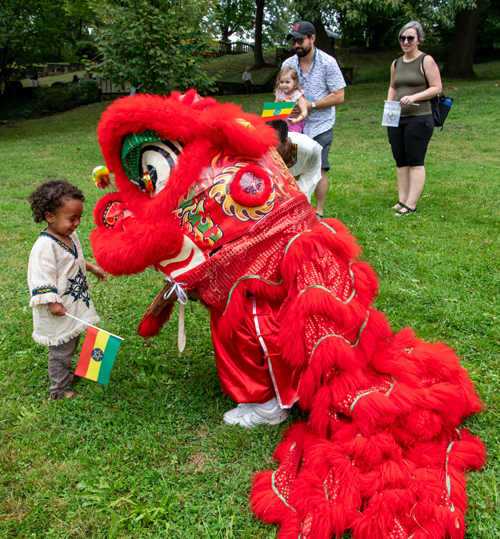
[{"xmin": 28, "ymin": 180, "xmax": 85, "ymax": 223}]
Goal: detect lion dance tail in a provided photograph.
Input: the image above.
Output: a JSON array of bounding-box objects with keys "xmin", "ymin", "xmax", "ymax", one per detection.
[{"xmin": 250, "ymin": 218, "xmax": 485, "ymax": 539}]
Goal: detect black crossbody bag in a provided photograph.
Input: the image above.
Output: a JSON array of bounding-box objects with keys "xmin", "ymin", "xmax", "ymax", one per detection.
[{"xmin": 421, "ymin": 54, "xmax": 453, "ymax": 129}]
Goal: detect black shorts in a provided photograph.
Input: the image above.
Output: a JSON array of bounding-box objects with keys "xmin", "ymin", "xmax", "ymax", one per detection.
[
  {"xmin": 313, "ymin": 128, "xmax": 334, "ymax": 171},
  {"xmin": 387, "ymin": 114, "xmax": 434, "ymax": 167}
]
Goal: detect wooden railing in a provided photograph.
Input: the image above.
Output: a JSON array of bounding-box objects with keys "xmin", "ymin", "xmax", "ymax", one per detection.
[{"xmin": 218, "ymin": 41, "xmax": 254, "ymax": 55}]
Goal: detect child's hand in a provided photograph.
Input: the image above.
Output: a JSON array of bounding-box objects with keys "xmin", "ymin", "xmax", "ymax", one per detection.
[
  {"xmin": 49, "ymin": 302, "xmax": 68, "ymax": 316},
  {"xmin": 87, "ymin": 262, "xmax": 108, "ymax": 282}
]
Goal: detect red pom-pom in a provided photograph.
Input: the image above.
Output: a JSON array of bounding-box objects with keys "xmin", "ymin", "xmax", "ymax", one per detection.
[{"xmin": 229, "ymin": 164, "xmax": 272, "ymax": 207}]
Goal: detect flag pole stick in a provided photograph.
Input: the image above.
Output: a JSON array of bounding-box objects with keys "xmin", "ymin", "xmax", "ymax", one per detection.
[{"xmin": 65, "ymin": 313, "xmax": 124, "ymax": 340}]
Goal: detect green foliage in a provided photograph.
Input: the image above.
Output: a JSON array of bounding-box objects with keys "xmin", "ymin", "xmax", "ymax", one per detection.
[
  {"xmin": 68, "ymin": 79, "xmax": 102, "ymax": 104},
  {"xmin": 64, "ymin": 0, "xmax": 95, "ymax": 40},
  {"xmin": 0, "ymin": 0, "xmax": 73, "ymax": 97},
  {"xmin": 0, "ymin": 61, "xmax": 499, "ymax": 537},
  {"xmin": 34, "ymin": 86, "xmax": 75, "ymax": 113},
  {"xmin": 213, "ymin": 0, "xmax": 255, "ymax": 42},
  {"xmin": 477, "ymin": 0, "xmax": 500, "ymax": 55},
  {"xmin": 262, "ymin": 0, "xmax": 296, "ymax": 47},
  {"xmin": 33, "ymin": 80, "xmax": 101, "ymax": 114},
  {"xmin": 74, "ymin": 41, "xmax": 100, "ymax": 61},
  {"xmin": 295, "ymin": 0, "xmax": 488, "ymax": 50},
  {"xmin": 89, "ymin": 0, "xmax": 217, "ymax": 94}
]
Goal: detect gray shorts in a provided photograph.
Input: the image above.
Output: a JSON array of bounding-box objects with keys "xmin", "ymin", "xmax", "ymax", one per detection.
[{"xmin": 313, "ymin": 128, "xmax": 334, "ymax": 171}]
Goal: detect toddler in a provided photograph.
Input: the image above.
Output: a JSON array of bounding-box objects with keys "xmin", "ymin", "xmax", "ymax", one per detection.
[
  {"xmin": 27, "ymin": 180, "xmax": 106, "ymax": 400},
  {"xmin": 275, "ymin": 67, "xmax": 308, "ymax": 133}
]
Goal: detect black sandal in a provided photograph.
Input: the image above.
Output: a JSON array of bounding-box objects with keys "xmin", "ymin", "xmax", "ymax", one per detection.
[
  {"xmin": 390, "ymin": 201, "xmax": 404, "ymax": 210},
  {"xmin": 316, "ymin": 213, "xmax": 323, "ymax": 220},
  {"xmin": 395, "ymin": 203, "xmax": 416, "ymax": 216}
]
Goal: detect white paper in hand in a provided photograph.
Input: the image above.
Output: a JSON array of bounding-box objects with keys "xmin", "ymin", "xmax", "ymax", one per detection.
[{"xmin": 382, "ymin": 101, "xmax": 401, "ymax": 127}]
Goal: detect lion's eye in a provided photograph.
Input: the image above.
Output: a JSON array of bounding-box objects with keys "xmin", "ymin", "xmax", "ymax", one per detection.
[
  {"xmin": 139, "ymin": 140, "xmax": 183, "ymax": 195},
  {"xmin": 147, "ymin": 165, "xmax": 157, "ymax": 182}
]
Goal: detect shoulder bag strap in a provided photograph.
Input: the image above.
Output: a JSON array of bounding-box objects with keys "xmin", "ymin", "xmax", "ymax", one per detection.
[{"xmin": 421, "ymin": 53, "xmax": 429, "ymax": 88}]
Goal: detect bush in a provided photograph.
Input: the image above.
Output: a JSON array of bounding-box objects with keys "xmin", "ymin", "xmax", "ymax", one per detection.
[
  {"xmin": 75, "ymin": 41, "xmax": 99, "ymax": 61},
  {"xmin": 35, "ymin": 86, "xmax": 74, "ymax": 113},
  {"xmin": 68, "ymin": 80, "xmax": 101, "ymax": 105},
  {"xmin": 34, "ymin": 80, "xmax": 101, "ymax": 114},
  {"xmin": 51, "ymin": 81, "xmax": 69, "ymax": 89}
]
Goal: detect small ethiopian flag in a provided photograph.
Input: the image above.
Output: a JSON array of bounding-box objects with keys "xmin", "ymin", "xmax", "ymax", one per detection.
[
  {"xmin": 69, "ymin": 315, "xmax": 123, "ymax": 386},
  {"xmin": 261, "ymin": 102, "xmax": 296, "ymax": 120}
]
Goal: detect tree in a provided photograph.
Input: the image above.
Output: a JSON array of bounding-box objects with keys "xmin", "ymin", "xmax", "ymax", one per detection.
[
  {"xmin": 0, "ymin": 0, "xmax": 72, "ymax": 99},
  {"xmin": 89, "ymin": 0, "xmax": 217, "ymax": 94},
  {"xmin": 297, "ymin": 0, "xmax": 491, "ymax": 77},
  {"xmin": 477, "ymin": 0, "xmax": 500, "ymax": 55},
  {"xmin": 214, "ymin": 0, "xmax": 254, "ymax": 51},
  {"xmin": 260, "ymin": 0, "xmax": 295, "ymax": 47},
  {"xmin": 441, "ymin": 0, "xmax": 482, "ymax": 77},
  {"xmin": 253, "ymin": 0, "xmax": 268, "ymax": 67},
  {"xmin": 64, "ymin": 0, "xmax": 95, "ymax": 41}
]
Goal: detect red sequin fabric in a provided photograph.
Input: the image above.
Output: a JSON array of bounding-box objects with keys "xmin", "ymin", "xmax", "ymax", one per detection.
[
  {"xmin": 181, "ymin": 196, "xmax": 319, "ymax": 308},
  {"xmin": 330, "ymin": 373, "xmax": 395, "ymax": 418},
  {"xmin": 272, "ymin": 444, "xmax": 303, "ymax": 505}
]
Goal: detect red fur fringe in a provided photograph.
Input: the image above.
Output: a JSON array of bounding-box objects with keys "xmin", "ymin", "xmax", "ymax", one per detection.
[{"xmin": 94, "ymin": 97, "xmax": 485, "ymax": 537}]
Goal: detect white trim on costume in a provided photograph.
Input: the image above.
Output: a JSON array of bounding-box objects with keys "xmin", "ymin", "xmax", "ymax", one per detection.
[{"xmin": 251, "ymin": 297, "xmax": 290, "ymax": 409}]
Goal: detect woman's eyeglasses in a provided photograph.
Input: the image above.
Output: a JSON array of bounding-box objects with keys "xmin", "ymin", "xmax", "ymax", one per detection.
[{"xmin": 399, "ymin": 35, "xmax": 415, "ymax": 44}]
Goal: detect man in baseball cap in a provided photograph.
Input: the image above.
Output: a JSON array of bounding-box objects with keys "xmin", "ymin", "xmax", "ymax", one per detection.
[
  {"xmin": 286, "ymin": 21, "xmax": 316, "ymax": 41},
  {"xmin": 282, "ymin": 21, "xmax": 346, "ymax": 220}
]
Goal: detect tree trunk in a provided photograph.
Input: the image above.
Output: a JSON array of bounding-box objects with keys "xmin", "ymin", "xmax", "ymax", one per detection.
[
  {"xmin": 253, "ymin": 0, "xmax": 268, "ymax": 68},
  {"xmin": 311, "ymin": 16, "xmax": 336, "ymax": 59},
  {"xmin": 222, "ymin": 28, "xmax": 232, "ymax": 54},
  {"xmin": 441, "ymin": 0, "xmax": 482, "ymax": 78}
]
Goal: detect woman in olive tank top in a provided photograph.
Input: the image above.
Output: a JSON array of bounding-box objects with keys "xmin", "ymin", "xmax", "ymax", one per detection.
[{"xmin": 387, "ymin": 21, "xmax": 442, "ymax": 216}]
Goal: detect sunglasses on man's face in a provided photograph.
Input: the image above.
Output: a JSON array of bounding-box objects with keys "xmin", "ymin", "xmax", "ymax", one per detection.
[
  {"xmin": 293, "ymin": 37, "xmax": 309, "ymax": 45},
  {"xmin": 399, "ymin": 35, "xmax": 415, "ymax": 44}
]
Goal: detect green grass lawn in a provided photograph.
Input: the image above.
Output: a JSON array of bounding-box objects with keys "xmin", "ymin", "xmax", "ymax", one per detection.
[
  {"xmin": 20, "ymin": 71, "xmax": 88, "ymax": 88},
  {"xmin": 0, "ymin": 61, "xmax": 499, "ymax": 538}
]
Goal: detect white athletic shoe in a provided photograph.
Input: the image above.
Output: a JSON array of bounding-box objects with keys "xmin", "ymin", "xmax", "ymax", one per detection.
[{"xmin": 223, "ymin": 403, "xmax": 289, "ymax": 428}]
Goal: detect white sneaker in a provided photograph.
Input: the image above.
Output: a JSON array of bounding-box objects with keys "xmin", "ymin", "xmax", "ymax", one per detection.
[{"xmin": 223, "ymin": 403, "xmax": 289, "ymax": 428}]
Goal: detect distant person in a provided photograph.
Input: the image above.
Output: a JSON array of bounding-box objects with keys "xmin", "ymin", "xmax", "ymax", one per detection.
[
  {"xmin": 29, "ymin": 72, "xmax": 39, "ymax": 87},
  {"xmin": 282, "ymin": 21, "xmax": 346, "ymax": 220},
  {"xmin": 72, "ymin": 75, "xmax": 79, "ymax": 84},
  {"xmin": 387, "ymin": 21, "xmax": 442, "ymax": 216},
  {"xmin": 242, "ymin": 66, "xmax": 253, "ymax": 94},
  {"xmin": 27, "ymin": 180, "xmax": 107, "ymax": 400},
  {"xmin": 274, "ymin": 67, "xmax": 308, "ymax": 133},
  {"xmin": 267, "ymin": 119, "xmax": 322, "ymax": 203}
]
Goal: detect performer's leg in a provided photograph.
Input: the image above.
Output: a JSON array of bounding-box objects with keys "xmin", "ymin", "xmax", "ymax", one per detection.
[
  {"xmin": 211, "ymin": 294, "xmax": 301, "ymax": 427},
  {"xmin": 211, "ymin": 306, "xmax": 275, "ymax": 405}
]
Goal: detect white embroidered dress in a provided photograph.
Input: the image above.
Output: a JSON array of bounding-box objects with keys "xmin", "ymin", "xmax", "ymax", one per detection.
[{"xmin": 28, "ymin": 230, "xmax": 100, "ymax": 346}]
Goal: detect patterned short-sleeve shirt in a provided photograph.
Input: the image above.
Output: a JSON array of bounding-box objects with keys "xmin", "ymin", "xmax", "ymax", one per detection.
[{"xmin": 282, "ymin": 48, "xmax": 346, "ymax": 139}]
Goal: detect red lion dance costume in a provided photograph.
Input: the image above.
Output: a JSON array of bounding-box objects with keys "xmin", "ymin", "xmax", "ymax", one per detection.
[{"xmin": 91, "ymin": 90, "xmax": 485, "ymax": 539}]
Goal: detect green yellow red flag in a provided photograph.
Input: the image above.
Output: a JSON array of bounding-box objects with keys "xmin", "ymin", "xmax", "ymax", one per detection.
[
  {"xmin": 261, "ymin": 102, "xmax": 296, "ymax": 120},
  {"xmin": 67, "ymin": 315, "xmax": 123, "ymax": 386}
]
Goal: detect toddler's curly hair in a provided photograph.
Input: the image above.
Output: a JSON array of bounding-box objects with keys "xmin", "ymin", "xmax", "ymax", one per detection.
[{"xmin": 28, "ymin": 180, "xmax": 85, "ymax": 223}]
